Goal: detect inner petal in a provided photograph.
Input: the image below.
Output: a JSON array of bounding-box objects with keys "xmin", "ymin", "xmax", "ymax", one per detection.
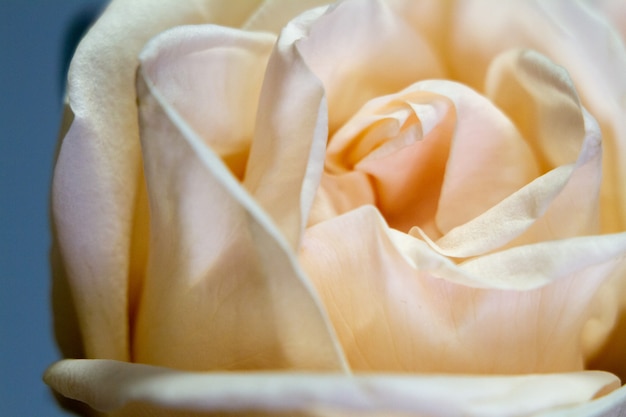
[
  {"xmin": 320, "ymin": 80, "xmax": 537, "ymax": 236},
  {"xmin": 322, "ymin": 89, "xmax": 455, "ymax": 234}
]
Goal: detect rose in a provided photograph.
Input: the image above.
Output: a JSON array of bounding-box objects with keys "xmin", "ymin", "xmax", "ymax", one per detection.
[{"xmin": 45, "ymin": 0, "xmax": 626, "ymax": 416}]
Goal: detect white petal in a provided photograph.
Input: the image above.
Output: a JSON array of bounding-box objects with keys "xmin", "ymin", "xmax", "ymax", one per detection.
[
  {"xmin": 138, "ymin": 25, "xmax": 276, "ymax": 179},
  {"xmin": 243, "ymin": 6, "xmax": 329, "ymax": 248},
  {"xmin": 243, "ymin": 0, "xmax": 332, "ymax": 33},
  {"xmin": 44, "ymin": 359, "xmax": 620, "ymax": 417},
  {"xmin": 133, "ymin": 45, "xmax": 347, "ymax": 371},
  {"xmin": 51, "ymin": 0, "xmax": 264, "ymax": 362}
]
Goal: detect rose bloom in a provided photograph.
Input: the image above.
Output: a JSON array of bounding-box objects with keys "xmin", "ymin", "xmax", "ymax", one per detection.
[{"xmin": 45, "ymin": 0, "xmax": 626, "ymax": 416}]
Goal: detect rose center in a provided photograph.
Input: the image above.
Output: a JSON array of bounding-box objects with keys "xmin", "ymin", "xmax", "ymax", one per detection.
[{"xmin": 312, "ymin": 88, "xmax": 456, "ymax": 237}]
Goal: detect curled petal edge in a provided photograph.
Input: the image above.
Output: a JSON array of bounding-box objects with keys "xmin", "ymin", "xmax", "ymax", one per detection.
[{"xmin": 44, "ymin": 359, "xmax": 621, "ymax": 416}]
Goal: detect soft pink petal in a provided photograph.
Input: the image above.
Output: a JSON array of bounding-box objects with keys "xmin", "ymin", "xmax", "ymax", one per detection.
[
  {"xmin": 44, "ymin": 359, "xmax": 620, "ymax": 417},
  {"xmin": 132, "ymin": 39, "xmax": 346, "ymax": 371},
  {"xmin": 51, "ymin": 0, "xmax": 263, "ymax": 361},
  {"xmin": 300, "ymin": 206, "xmax": 626, "ymax": 374},
  {"xmin": 322, "ymin": 80, "xmax": 537, "ymax": 235},
  {"xmin": 412, "ymin": 68, "xmax": 602, "ymax": 257},
  {"xmin": 448, "ymin": 0, "xmax": 626, "ymax": 233},
  {"xmin": 297, "ymin": 0, "xmax": 445, "ymax": 134}
]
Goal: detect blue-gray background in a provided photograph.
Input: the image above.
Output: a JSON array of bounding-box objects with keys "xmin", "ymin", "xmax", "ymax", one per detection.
[{"xmin": 1, "ymin": 1, "xmax": 105, "ymax": 416}]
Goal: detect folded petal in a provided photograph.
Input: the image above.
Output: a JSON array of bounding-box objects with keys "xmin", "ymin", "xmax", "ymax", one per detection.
[
  {"xmin": 412, "ymin": 73, "xmax": 602, "ymax": 257},
  {"xmin": 486, "ymin": 49, "xmax": 584, "ymax": 171},
  {"xmin": 51, "ymin": 0, "xmax": 264, "ymax": 361},
  {"xmin": 243, "ymin": 6, "xmax": 329, "ymax": 248},
  {"xmin": 448, "ymin": 0, "xmax": 626, "ymax": 233},
  {"xmin": 44, "ymin": 359, "xmax": 620, "ymax": 417},
  {"xmin": 411, "ymin": 80, "xmax": 538, "ymax": 235},
  {"xmin": 133, "ymin": 46, "xmax": 346, "ymax": 371},
  {"xmin": 242, "ymin": 0, "xmax": 332, "ymax": 33},
  {"xmin": 297, "ymin": 0, "xmax": 445, "ymax": 133},
  {"xmin": 322, "ymin": 80, "xmax": 537, "ymax": 235},
  {"xmin": 138, "ymin": 25, "xmax": 276, "ymax": 179},
  {"xmin": 300, "ymin": 206, "xmax": 626, "ymax": 374}
]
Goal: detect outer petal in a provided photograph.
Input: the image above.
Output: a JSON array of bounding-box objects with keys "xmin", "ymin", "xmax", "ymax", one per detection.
[
  {"xmin": 300, "ymin": 206, "xmax": 626, "ymax": 374},
  {"xmin": 51, "ymin": 0, "xmax": 263, "ymax": 361},
  {"xmin": 589, "ymin": 0, "xmax": 626, "ymax": 41},
  {"xmin": 136, "ymin": 25, "xmax": 276, "ymax": 180},
  {"xmin": 44, "ymin": 359, "xmax": 621, "ymax": 417},
  {"xmin": 132, "ymin": 29, "xmax": 347, "ymax": 372}
]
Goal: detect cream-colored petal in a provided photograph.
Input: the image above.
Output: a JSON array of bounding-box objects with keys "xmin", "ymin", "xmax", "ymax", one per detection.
[
  {"xmin": 589, "ymin": 0, "xmax": 626, "ymax": 41},
  {"xmin": 138, "ymin": 25, "xmax": 276, "ymax": 180},
  {"xmin": 243, "ymin": 6, "xmax": 329, "ymax": 248},
  {"xmin": 133, "ymin": 47, "xmax": 346, "ymax": 372},
  {"xmin": 408, "ymin": 80, "xmax": 538, "ymax": 235},
  {"xmin": 585, "ymin": 259, "xmax": 626, "ymax": 385},
  {"xmin": 297, "ymin": 0, "xmax": 445, "ymax": 134},
  {"xmin": 449, "ymin": 0, "xmax": 626, "ymax": 233},
  {"xmin": 535, "ymin": 383, "xmax": 626, "ymax": 417},
  {"xmin": 457, "ymin": 233, "xmax": 626, "ymax": 289},
  {"xmin": 444, "ymin": 0, "xmax": 626, "ymax": 385},
  {"xmin": 411, "ymin": 165, "xmax": 573, "ymax": 258},
  {"xmin": 51, "ymin": 0, "xmax": 263, "ymax": 361},
  {"xmin": 44, "ymin": 359, "xmax": 620, "ymax": 417},
  {"xmin": 412, "ymin": 94, "xmax": 601, "ymax": 258},
  {"xmin": 486, "ymin": 49, "xmax": 584, "ymax": 171},
  {"xmin": 300, "ymin": 206, "xmax": 626, "ymax": 374},
  {"xmin": 323, "ymin": 80, "xmax": 536, "ymax": 234},
  {"xmin": 243, "ymin": 0, "xmax": 332, "ymax": 33}
]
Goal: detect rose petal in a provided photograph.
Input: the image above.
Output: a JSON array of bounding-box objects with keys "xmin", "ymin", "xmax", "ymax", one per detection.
[
  {"xmin": 321, "ymin": 80, "xmax": 537, "ymax": 235},
  {"xmin": 448, "ymin": 0, "xmax": 626, "ymax": 232},
  {"xmin": 133, "ymin": 48, "xmax": 347, "ymax": 371},
  {"xmin": 485, "ymin": 49, "xmax": 585, "ymax": 170},
  {"xmin": 535, "ymin": 383, "xmax": 626, "ymax": 417},
  {"xmin": 44, "ymin": 359, "xmax": 621, "ymax": 417},
  {"xmin": 585, "ymin": 259, "xmax": 626, "ymax": 386},
  {"xmin": 439, "ymin": 0, "xmax": 626, "ymax": 384},
  {"xmin": 590, "ymin": 0, "xmax": 626, "ymax": 42},
  {"xmin": 300, "ymin": 206, "xmax": 626, "ymax": 374},
  {"xmin": 297, "ymin": 0, "xmax": 445, "ymax": 133},
  {"xmin": 412, "ymin": 90, "xmax": 602, "ymax": 258},
  {"xmin": 429, "ymin": 80, "xmax": 539, "ymax": 235},
  {"xmin": 243, "ymin": 6, "xmax": 329, "ymax": 248},
  {"xmin": 51, "ymin": 0, "xmax": 264, "ymax": 361},
  {"xmin": 242, "ymin": 0, "xmax": 331, "ymax": 33},
  {"xmin": 138, "ymin": 25, "xmax": 276, "ymax": 179}
]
